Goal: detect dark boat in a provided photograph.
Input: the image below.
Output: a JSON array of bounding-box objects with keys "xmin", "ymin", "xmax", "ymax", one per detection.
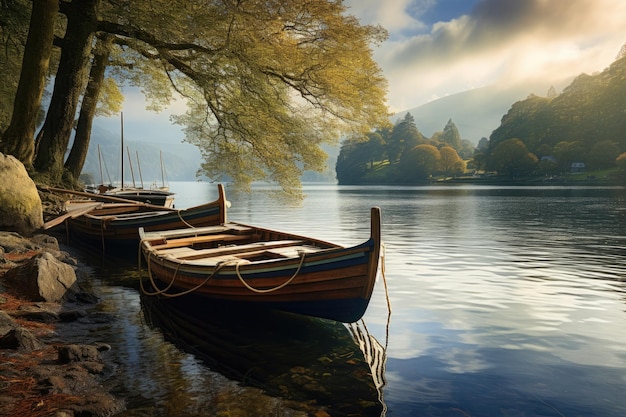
[
  {"xmin": 100, "ymin": 187, "xmax": 175, "ymax": 208},
  {"xmin": 57, "ymin": 184, "xmax": 227, "ymax": 256},
  {"xmin": 138, "ymin": 207, "xmax": 382, "ymax": 323}
]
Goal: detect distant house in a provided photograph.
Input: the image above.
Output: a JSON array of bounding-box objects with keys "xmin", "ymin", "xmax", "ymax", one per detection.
[
  {"xmin": 571, "ymin": 162, "xmax": 586, "ymax": 173},
  {"xmin": 541, "ymin": 155, "xmax": 557, "ymax": 163}
]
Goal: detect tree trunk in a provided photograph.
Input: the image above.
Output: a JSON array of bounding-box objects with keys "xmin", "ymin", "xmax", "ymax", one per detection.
[
  {"xmin": 65, "ymin": 34, "xmax": 113, "ymax": 179},
  {"xmin": 0, "ymin": 0, "xmax": 58, "ymax": 167},
  {"xmin": 33, "ymin": 0, "xmax": 99, "ymax": 179}
]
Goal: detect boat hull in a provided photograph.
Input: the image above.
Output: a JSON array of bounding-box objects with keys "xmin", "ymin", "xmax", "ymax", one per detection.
[
  {"xmin": 140, "ymin": 208, "xmax": 382, "ymax": 322},
  {"xmin": 67, "ymin": 184, "xmax": 226, "ymax": 255}
]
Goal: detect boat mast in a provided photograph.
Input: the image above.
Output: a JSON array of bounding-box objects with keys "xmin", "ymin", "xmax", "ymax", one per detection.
[
  {"xmin": 136, "ymin": 150, "xmax": 144, "ymax": 189},
  {"xmin": 97, "ymin": 144, "xmax": 104, "ymax": 186},
  {"xmin": 126, "ymin": 146, "xmax": 136, "ymax": 188},
  {"xmin": 120, "ymin": 112, "xmax": 124, "ymax": 190},
  {"xmin": 160, "ymin": 150, "xmax": 166, "ymax": 188}
]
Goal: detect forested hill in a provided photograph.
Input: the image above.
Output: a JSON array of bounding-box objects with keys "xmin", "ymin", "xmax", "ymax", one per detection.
[{"xmin": 487, "ymin": 54, "xmax": 626, "ymax": 168}]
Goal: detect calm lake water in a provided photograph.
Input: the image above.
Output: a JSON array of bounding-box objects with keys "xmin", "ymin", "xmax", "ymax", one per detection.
[{"xmin": 71, "ymin": 182, "xmax": 626, "ymax": 416}]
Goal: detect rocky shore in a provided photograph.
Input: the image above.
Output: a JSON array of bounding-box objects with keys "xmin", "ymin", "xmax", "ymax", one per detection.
[{"xmin": 0, "ymin": 231, "xmax": 125, "ymax": 416}]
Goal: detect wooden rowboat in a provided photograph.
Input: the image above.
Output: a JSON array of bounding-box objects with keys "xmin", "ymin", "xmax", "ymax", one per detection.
[
  {"xmin": 63, "ymin": 184, "xmax": 227, "ymax": 256},
  {"xmin": 139, "ymin": 207, "xmax": 382, "ymax": 323}
]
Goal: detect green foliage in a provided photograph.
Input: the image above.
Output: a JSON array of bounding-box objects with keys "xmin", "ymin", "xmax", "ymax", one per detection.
[
  {"xmin": 3, "ymin": 0, "xmax": 390, "ymax": 195},
  {"xmin": 439, "ymin": 146, "xmax": 465, "ymax": 176},
  {"xmin": 386, "ymin": 113, "xmax": 424, "ymax": 162},
  {"xmin": 588, "ymin": 140, "xmax": 620, "ymax": 169},
  {"xmin": 616, "ymin": 152, "xmax": 626, "ymax": 172},
  {"xmin": 487, "ymin": 138, "xmax": 538, "ymax": 177},
  {"xmin": 486, "ymin": 53, "xmax": 626, "ymax": 175},
  {"xmin": 399, "ymin": 144, "xmax": 441, "ymax": 181},
  {"xmin": 442, "ymin": 118, "xmax": 461, "ymax": 150},
  {"xmin": 99, "ymin": 0, "xmax": 391, "ymax": 198},
  {"xmin": 336, "ymin": 116, "xmax": 475, "ymax": 184},
  {"xmin": 335, "ymin": 135, "xmax": 381, "ymax": 184}
]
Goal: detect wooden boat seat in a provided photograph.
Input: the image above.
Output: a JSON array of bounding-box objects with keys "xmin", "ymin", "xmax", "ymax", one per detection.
[
  {"xmin": 265, "ymin": 245, "xmax": 324, "ymax": 257},
  {"xmin": 146, "ymin": 224, "xmax": 257, "ymax": 249},
  {"xmin": 156, "ymin": 234, "xmax": 259, "ymax": 253},
  {"xmin": 183, "ymin": 244, "xmax": 324, "ymax": 265},
  {"xmin": 102, "ymin": 211, "xmax": 171, "ymax": 219},
  {"xmin": 161, "ymin": 240, "xmax": 305, "ymax": 260}
]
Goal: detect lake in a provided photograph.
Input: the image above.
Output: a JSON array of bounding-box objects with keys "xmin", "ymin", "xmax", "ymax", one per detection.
[{"xmin": 74, "ymin": 182, "xmax": 626, "ymax": 416}]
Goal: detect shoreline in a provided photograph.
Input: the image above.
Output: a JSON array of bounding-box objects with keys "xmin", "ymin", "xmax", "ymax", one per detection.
[{"xmin": 0, "ymin": 229, "xmax": 125, "ymax": 417}]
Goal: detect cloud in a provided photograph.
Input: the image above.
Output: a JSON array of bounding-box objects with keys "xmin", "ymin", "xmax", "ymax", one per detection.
[{"xmin": 345, "ymin": 0, "xmax": 626, "ymax": 111}]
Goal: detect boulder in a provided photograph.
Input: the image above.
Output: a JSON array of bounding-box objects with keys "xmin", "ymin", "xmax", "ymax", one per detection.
[
  {"xmin": 0, "ymin": 327, "xmax": 44, "ymax": 351},
  {"xmin": 0, "ymin": 152, "xmax": 43, "ymax": 236},
  {"xmin": 57, "ymin": 344, "xmax": 102, "ymax": 364},
  {"xmin": 0, "ymin": 310, "xmax": 16, "ymax": 336},
  {"xmin": 4, "ymin": 252, "xmax": 77, "ymax": 302}
]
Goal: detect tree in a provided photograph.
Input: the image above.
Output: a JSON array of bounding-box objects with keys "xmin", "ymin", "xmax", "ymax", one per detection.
[
  {"xmin": 0, "ymin": 0, "xmax": 58, "ymax": 166},
  {"xmin": 439, "ymin": 146, "xmax": 465, "ymax": 176},
  {"xmin": 387, "ymin": 113, "xmax": 424, "ymax": 163},
  {"xmin": 441, "ymin": 118, "xmax": 462, "ymax": 150},
  {"xmin": 336, "ymin": 137, "xmax": 369, "ymax": 184},
  {"xmin": 487, "ymin": 138, "xmax": 538, "ymax": 177},
  {"xmin": 101, "ymin": 0, "xmax": 390, "ymax": 197},
  {"xmin": 6, "ymin": 0, "xmax": 390, "ymax": 197},
  {"xmin": 0, "ymin": 0, "xmax": 32, "ymax": 131},
  {"xmin": 547, "ymin": 85, "xmax": 557, "ymax": 99},
  {"xmin": 64, "ymin": 34, "xmax": 116, "ymax": 179},
  {"xmin": 616, "ymin": 152, "xmax": 626, "ymax": 172},
  {"xmin": 553, "ymin": 140, "xmax": 585, "ymax": 171},
  {"xmin": 33, "ymin": 0, "xmax": 99, "ymax": 178},
  {"xmin": 399, "ymin": 144, "xmax": 440, "ymax": 181},
  {"xmin": 588, "ymin": 140, "xmax": 620, "ymax": 170}
]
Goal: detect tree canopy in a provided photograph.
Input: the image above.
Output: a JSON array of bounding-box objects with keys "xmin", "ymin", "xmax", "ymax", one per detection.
[
  {"xmin": 485, "ymin": 51, "xmax": 626, "ymax": 175},
  {"xmin": 0, "ymin": 0, "xmax": 390, "ymax": 198},
  {"xmin": 335, "ymin": 114, "xmax": 470, "ymax": 184}
]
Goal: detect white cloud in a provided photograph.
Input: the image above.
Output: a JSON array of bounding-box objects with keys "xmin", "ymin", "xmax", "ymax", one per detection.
[{"xmin": 344, "ymin": 0, "xmax": 626, "ymax": 111}]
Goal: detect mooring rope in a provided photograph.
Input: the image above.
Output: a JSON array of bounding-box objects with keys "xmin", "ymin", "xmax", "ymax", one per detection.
[{"xmin": 380, "ymin": 242, "xmax": 391, "ymax": 317}]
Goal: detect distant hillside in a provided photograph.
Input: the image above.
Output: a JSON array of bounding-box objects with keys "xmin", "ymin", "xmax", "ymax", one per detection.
[
  {"xmin": 487, "ymin": 55, "xmax": 626, "ymax": 168},
  {"xmin": 393, "ymin": 81, "xmax": 564, "ymax": 144}
]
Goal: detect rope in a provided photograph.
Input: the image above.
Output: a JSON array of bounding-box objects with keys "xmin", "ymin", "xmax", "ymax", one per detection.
[
  {"xmin": 137, "ymin": 241, "xmax": 307, "ymax": 297},
  {"xmin": 380, "ymin": 242, "xmax": 391, "ymax": 317},
  {"xmin": 138, "ymin": 241, "xmax": 230, "ymax": 298},
  {"xmin": 233, "ymin": 251, "xmax": 306, "ymax": 293},
  {"xmin": 176, "ymin": 209, "xmax": 195, "ymax": 228}
]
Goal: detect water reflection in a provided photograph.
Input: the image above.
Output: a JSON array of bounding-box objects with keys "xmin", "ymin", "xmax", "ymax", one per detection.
[
  {"xmin": 141, "ymin": 295, "xmax": 385, "ymax": 416},
  {"xmin": 72, "ymin": 183, "xmax": 626, "ymax": 416}
]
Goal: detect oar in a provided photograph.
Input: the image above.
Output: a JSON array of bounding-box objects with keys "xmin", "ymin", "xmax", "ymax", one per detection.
[
  {"xmin": 41, "ymin": 202, "xmax": 103, "ymax": 230},
  {"xmin": 37, "ymin": 185, "xmax": 177, "ymax": 211}
]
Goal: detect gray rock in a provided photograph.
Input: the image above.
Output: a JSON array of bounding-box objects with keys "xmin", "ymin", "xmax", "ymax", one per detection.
[
  {"xmin": 4, "ymin": 252, "xmax": 77, "ymax": 302},
  {"xmin": 57, "ymin": 344, "xmax": 101, "ymax": 363},
  {"xmin": 0, "ymin": 310, "xmax": 16, "ymax": 336},
  {"xmin": 0, "ymin": 327, "xmax": 44, "ymax": 351},
  {"xmin": 0, "ymin": 153, "xmax": 43, "ymax": 236}
]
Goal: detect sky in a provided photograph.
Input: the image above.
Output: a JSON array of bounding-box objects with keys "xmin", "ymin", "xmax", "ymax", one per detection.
[
  {"xmin": 98, "ymin": 0, "xmax": 626, "ymax": 142},
  {"xmin": 343, "ymin": 0, "xmax": 626, "ymax": 112}
]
